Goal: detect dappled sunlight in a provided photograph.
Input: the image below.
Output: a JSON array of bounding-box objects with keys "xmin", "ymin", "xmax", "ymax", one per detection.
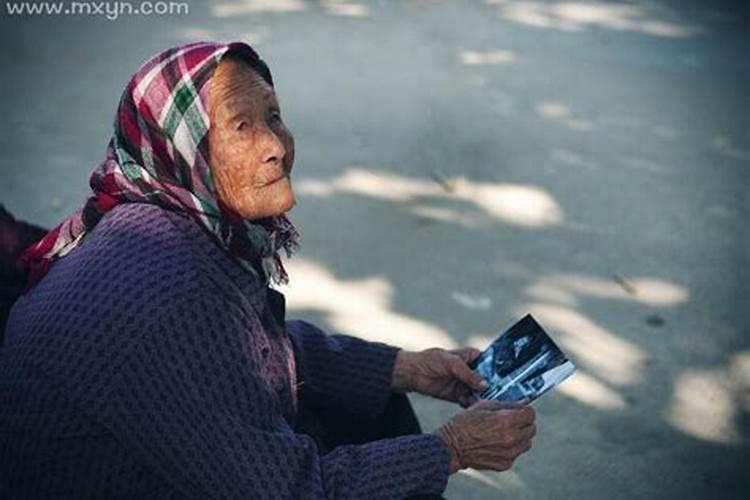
[
  {"xmin": 459, "ymin": 49, "xmax": 516, "ymax": 65},
  {"xmin": 467, "ymin": 334, "xmax": 496, "ymax": 352},
  {"xmin": 176, "ymin": 26, "xmax": 270, "ymax": 45},
  {"xmin": 525, "ymin": 281, "xmax": 578, "ymax": 306},
  {"xmin": 623, "ymin": 278, "xmax": 689, "ymax": 306},
  {"xmin": 524, "ymin": 273, "xmax": 689, "ymax": 308},
  {"xmin": 292, "ymin": 178, "xmax": 336, "ymax": 198},
  {"xmin": 535, "ymin": 100, "xmax": 593, "ymax": 132},
  {"xmin": 211, "ymin": 0, "xmax": 371, "ymax": 18},
  {"xmin": 451, "ymin": 291, "xmax": 493, "ymax": 311},
  {"xmin": 486, "ymin": 0, "xmax": 697, "ymax": 38},
  {"xmin": 516, "ymin": 274, "xmax": 689, "ymax": 409},
  {"xmin": 211, "ymin": 0, "xmax": 305, "ymax": 17},
  {"xmin": 535, "ymin": 101, "xmax": 571, "ymax": 120},
  {"xmin": 462, "ymin": 178, "xmax": 564, "ymax": 227},
  {"xmin": 321, "ymin": 0, "xmax": 369, "ymax": 17},
  {"xmin": 280, "ymin": 257, "xmax": 458, "ymax": 351},
  {"xmin": 409, "ymin": 204, "xmax": 481, "ymax": 228},
  {"xmin": 296, "ymin": 168, "xmax": 565, "ymax": 228},
  {"xmin": 457, "ymin": 467, "xmax": 524, "ymax": 492},
  {"xmin": 617, "ymin": 156, "xmax": 672, "ymax": 175},
  {"xmin": 517, "ymin": 303, "xmax": 647, "ymax": 386},
  {"xmin": 303, "ymin": 168, "xmax": 436, "ymax": 201},
  {"xmin": 665, "ymin": 354, "xmax": 749, "ymax": 445},
  {"xmin": 555, "ymin": 370, "xmax": 627, "ymax": 410}
]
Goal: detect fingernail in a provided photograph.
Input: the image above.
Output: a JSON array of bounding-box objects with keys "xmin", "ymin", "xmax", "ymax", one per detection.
[{"xmin": 480, "ymin": 380, "xmax": 489, "ymax": 389}]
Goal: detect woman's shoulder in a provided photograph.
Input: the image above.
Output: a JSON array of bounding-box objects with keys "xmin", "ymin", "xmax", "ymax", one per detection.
[
  {"xmin": 20, "ymin": 203, "xmax": 209, "ymax": 308},
  {"xmin": 83, "ymin": 203, "xmax": 266, "ymax": 302},
  {"xmin": 77, "ymin": 203, "xmax": 197, "ymax": 275},
  {"xmin": 4, "ymin": 204, "xmax": 204, "ymax": 373},
  {"xmin": 16, "ymin": 202, "xmax": 265, "ymax": 325},
  {"xmin": 91, "ymin": 203, "xmax": 196, "ymax": 249}
]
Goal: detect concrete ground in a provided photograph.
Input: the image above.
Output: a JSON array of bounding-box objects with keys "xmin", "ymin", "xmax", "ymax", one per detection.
[{"xmin": 1, "ymin": 1, "xmax": 748, "ymax": 498}]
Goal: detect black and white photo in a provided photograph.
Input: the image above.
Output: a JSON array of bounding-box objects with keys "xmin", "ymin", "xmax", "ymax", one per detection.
[{"xmin": 470, "ymin": 314, "xmax": 575, "ymax": 402}]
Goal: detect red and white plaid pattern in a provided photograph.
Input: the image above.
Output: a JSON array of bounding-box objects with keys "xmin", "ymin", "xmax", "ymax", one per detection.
[{"xmin": 22, "ymin": 41, "xmax": 299, "ymax": 290}]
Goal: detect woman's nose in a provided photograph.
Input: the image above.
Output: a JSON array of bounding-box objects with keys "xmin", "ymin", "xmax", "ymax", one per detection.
[{"xmin": 255, "ymin": 127, "xmax": 285, "ymax": 165}]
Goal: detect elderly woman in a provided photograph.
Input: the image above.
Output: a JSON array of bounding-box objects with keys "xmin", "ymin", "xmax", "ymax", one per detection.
[{"xmin": 0, "ymin": 42, "xmax": 536, "ymax": 499}]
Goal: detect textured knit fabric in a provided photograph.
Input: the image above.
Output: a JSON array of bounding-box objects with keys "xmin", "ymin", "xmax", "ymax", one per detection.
[
  {"xmin": 22, "ymin": 41, "xmax": 298, "ymax": 291},
  {"xmin": 0, "ymin": 203, "xmax": 450, "ymax": 499}
]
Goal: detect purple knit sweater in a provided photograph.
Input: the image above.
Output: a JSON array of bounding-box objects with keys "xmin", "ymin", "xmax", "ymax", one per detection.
[{"xmin": 0, "ymin": 203, "xmax": 450, "ymax": 499}]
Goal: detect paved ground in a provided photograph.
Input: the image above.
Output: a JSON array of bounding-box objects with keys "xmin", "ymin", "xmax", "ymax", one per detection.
[{"xmin": 1, "ymin": 1, "xmax": 748, "ymax": 498}]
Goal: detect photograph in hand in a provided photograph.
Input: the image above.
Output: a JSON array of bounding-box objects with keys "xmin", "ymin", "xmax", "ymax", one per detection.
[{"xmin": 469, "ymin": 314, "xmax": 576, "ymax": 402}]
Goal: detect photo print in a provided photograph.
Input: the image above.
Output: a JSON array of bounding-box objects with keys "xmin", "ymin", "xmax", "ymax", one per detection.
[{"xmin": 469, "ymin": 314, "xmax": 576, "ymax": 402}]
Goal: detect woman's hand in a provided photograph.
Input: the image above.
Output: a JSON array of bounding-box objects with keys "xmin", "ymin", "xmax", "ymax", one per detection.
[
  {"xmin": 435, "ymin": 400, "xmax": 536, "ymax": 474},
  {"xmin": 392, "ymin": 348, "xmax": 489, "ymax": 407}
]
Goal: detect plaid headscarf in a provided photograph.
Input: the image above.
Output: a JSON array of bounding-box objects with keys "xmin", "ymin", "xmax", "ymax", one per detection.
[{"xmin": 22, "ymin": 41, "xmax": 300, "ymax": 290}]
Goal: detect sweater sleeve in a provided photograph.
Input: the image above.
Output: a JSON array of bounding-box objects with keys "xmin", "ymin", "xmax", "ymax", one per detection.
[
  {"xmin": 72, "ymin": 293, "xmax": 449, "ymax": 500},
  {"xmin": 285, "ymin": 320, "xmax": 400, "ymax": 418}
]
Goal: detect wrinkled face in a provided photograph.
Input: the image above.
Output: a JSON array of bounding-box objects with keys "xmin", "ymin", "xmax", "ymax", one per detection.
[{"xmin": 208, "ymin": 56, "xmax": 295, "ymax": 220}]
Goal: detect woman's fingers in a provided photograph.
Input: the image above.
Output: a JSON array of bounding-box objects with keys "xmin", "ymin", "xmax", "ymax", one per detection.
[
  {"xmin": 468, "ymin": 399, "xmax": 530, "ymax": 412},
  {"xmin": 504, "ymin": 406, "xmax": 536, "ymax": 428},
  {"xmin": 450, "ymin": 357, "xmax": 489, "ymax": 392},
  {"xmin": 518, "ymin": 423, "xmax": 537, "ymax": 442},
  {"xmin": 474, "ymin": 425, "xmax": 536, "ymax": 469},
  {"xmin": 500, "ymin": 424, "xmax": 536, "ymax": 450},
  {"xmin": 468, "ymin": 399, "xmax": 507, "ymax": 410},
  {"xmin": 436, "ymin": 398, "xmax": 539, "ymax": 474},
  {"xmin": 499, "ymin": 438, "xmax": 534, "ymax": 461},
  {"xmin": 458, "ymin": 392, "xmax": 479, "ymax": 408}
]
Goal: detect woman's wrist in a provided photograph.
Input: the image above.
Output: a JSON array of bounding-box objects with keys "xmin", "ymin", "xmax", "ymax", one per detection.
[
  {"xmin": 391, "ymin": 349, "xmax": 417, "ymax": 393},
  {"xmin": 435, "ymin": 425, "xmax": 462, "ymax": 474}
]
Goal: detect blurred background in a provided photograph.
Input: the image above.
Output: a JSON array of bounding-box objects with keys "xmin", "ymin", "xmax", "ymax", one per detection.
[{"xmin": 1, "ymin": 1, "xmax": 748, "ymax": 498}]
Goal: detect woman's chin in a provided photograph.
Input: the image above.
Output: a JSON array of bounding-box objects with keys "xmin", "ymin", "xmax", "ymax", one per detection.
[
  {"xmin": 274, "ymin": 194, "xmax": 296, "ymax": 216},
  {"xmin": 238, "ymin": 185, "xmax": 295, "ymax": 219},
  {"xmin": 271, "ymin": 178, "xmax": 296, "ymax": 214}
]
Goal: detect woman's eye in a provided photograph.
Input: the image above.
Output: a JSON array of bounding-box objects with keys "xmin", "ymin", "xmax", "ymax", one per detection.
[
  {"xmin": 270, "ymin": 110, "xmax": 282, "ymax": 122},
  {"xmin": 236, "ymin": 121, "xmax": 247, "ymax": 131}
]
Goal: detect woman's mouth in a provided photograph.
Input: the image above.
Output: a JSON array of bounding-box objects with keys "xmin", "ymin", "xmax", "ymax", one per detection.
[{"xmin": 260, "ymin": 172, "xmax": 287, "ymax": 186}]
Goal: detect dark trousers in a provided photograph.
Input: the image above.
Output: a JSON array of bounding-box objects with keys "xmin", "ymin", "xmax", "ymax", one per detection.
[{"xmin": 294, "ymin": 393, "xmax": 447, "ymax": 500}]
